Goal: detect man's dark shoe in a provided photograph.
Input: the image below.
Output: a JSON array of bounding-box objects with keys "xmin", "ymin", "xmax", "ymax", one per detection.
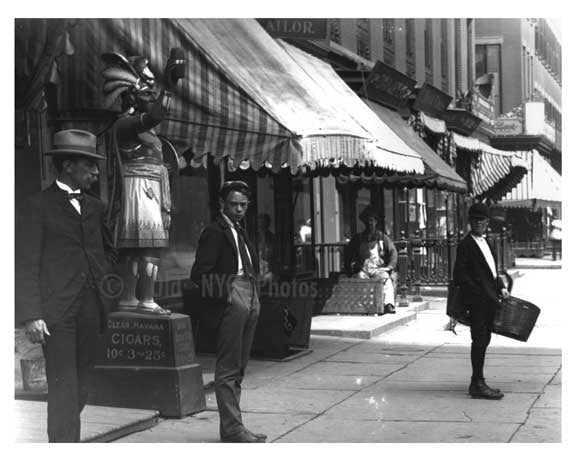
[
  {"xmin": 469, "ymin": 380, "xmax": 504, "ymax": 400},
  {"xmin": 245, "ymin": 429, "xmax": 267, "ymax": 441},
  {"xmin": 384, "ymin": 304, "xmax": 396, "ymax": 314},
  {"xmin": 221, "ymin": 431, "xmax": 265, "ymax": 443},
  {"xmin": 470, "ymin": 377, "xmax": 501, "ymax": 394},
  {"xmin": 476, "ymin": 378, "xmax": 501, "ymax": 394}
]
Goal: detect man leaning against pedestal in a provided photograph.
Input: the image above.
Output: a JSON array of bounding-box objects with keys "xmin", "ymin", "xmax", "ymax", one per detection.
[{"xmin": 15, "ymin": 129, "xmax": 117, "ymax": 442}]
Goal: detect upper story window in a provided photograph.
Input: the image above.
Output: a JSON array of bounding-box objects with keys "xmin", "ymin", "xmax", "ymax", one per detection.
[
  {"xmin": 535, "ymin": 19, "xmax": 562, "ymax": 86},
  {"xmin": 357, "ymin": 19, "xmax": 371, "ymax": 60},
  {"xmin": 424, "ymin": 19, "xmax": 433, "ymax": 68},
  {"xmin": 424, "ymin": 19, "xmax": 434, "ymax": 84},
  {"xmin": 405, "ymin": 18, "xmax": 416, "ymax": 78},
  {"xmin": 382, "ymin": 19, "xmax": 395, "ymax": 66},
  {"xmin": 329, "ymin": 18, "xmax": 341, "ymax": 44},
  {"xmin": 406, "ymin": 18, "xmax": 415, "ymax": 57},
  {"xmin": 454, "ymin": 18, "xmax": 462, "ymax": 92},
  {"xmin": 383, "ymin": 19, "xmax": 394, "ymax": 46},
  {"xmin": 441, "ymin": 19, "xmax": 448, "ymax": 78},
  {"xmin": 475, "ymin": 43, "xmax": 502, "ymax": 114}
]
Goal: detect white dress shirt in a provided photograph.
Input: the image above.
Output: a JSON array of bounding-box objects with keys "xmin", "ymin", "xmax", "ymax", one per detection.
[
  {"xmin": 221, "ymin": 213, "xmax": 252, "ymax": 275},
  {"xmin": 471, "ymin": 234, "xmax": 497, "ymax": 280},
  {"xmin": 56, "ymin": 180, "xmax": 82, "ymax": 215}
]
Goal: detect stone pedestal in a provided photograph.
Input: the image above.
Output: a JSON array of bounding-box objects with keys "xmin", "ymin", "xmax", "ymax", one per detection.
[{"xmin": 89, "ymin": 312, "xmax": 206, "ymax": 418}]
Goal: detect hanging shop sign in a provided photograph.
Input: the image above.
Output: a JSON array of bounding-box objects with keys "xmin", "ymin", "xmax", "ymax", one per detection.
[
  {"xmin": 493, "ymin": 117, "xmax": 523, "ymax": 136},
  {"xmin": 257, "ymin": 19, "xmax": 328, "ymax": 40},
  {"xmin": 413, "ymin": 83, "xmax": 452, "ymax": 118},
  {"xmin": 443, "ymin": 109, "xmax": 482, "ymax": 136},
  {"xmin": 362, "ymin": 60, "xmax": 416, "ymax": 110}
]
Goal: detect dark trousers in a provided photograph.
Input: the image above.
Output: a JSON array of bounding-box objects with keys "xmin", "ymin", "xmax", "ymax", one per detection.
[
  {"xmin": 42, "ymin": 286, "xmax": 102, "ymax": 442},
  {"xmin": 469, "ymin": 306, "xmax": 495, "ymax": 382},
  {"xmin": 214, "ymin": 276, "xmax": 260, "ymax": 439}
]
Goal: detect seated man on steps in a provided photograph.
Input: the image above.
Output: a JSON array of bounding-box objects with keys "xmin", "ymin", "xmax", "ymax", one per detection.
[{"xmin": 345, "ymin": 207, "xmax": 397, "ymax": 314}]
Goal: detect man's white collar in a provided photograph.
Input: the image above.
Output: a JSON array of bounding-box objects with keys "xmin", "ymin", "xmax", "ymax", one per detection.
[{"xmin": 56, "ymin": 180, "xmax": 80, "ymax": 194}]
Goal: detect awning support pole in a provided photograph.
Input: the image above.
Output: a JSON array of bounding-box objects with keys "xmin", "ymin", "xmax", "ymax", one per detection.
[
  {"xmin": 411, "ymin": 229, "xmax": 423, "ymax": 302},
  {"xmin": 397, "ymin": 231, "xmax": 410, "ymax": 307}
]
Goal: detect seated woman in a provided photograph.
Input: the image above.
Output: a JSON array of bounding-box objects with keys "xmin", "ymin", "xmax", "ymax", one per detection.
[{"xmin": 345, "ymin": 207, "xmax": 397, "ymax": 314}]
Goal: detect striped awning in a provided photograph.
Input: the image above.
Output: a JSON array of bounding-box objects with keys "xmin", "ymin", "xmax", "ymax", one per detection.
[
  {"xmin": 453, "ymin": 133, "xmax": 529, "ymax": 201},
  {"xmin": 336, "ymin": 100, "xmax": 468, "ymax": 193},
  {"xmin": 277, "ymin": 40, "xmax": 423, "ymax": 174},
  {"xmin": 498, "ymin": 150, "xmax": 561, "ymax": 208},
  {"xmin": 46, "ymin": 18, "xmax": 423, "ymax": 174}
]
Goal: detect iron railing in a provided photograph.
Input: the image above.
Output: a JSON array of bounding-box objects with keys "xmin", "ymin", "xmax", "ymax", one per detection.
[{"xmin": 294, "ymin": 230, "xmax": 515, "ymax": 291}]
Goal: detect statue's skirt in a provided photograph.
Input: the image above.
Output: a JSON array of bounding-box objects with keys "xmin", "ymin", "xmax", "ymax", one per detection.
[{"xmin": 118, "ymin": 163, "xmax": 170, "ymax": 248}]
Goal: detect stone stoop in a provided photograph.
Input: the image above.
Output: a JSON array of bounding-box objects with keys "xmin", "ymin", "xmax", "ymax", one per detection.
[{"xmin": 310, "ymin": 300, "xmax": 429, "ymax": 339}]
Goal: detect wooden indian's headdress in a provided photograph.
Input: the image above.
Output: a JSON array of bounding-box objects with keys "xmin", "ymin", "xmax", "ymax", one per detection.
[{"xmin": 101, "ymin": 52, "xmax": 156, "ymax": 109}]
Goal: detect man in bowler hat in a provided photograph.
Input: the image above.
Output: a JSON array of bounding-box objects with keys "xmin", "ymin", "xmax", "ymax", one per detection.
[
  {"xmin": 190, "ymin": 180, "xmax": 266, "ymax": 443},
  {"xmin": 15, "ymin": 129, "xmax": 117, "ymax": 442},
  {"xmin": 453, "ymin": 203, "xmax": 509, "ymax": 399}
]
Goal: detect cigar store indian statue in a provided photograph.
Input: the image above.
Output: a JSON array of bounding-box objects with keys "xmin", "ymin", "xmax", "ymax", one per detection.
[{"xmin": 101, "ymin": 49, "xmax": 186, "ymax": 314}]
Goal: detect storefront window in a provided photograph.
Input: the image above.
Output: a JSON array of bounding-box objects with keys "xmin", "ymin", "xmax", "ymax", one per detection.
[
  {"xmin": 293, "ymin": 177, "xmax": 314, "ymax": 275},
  {"xmin": 159, "ymin": 168, "xmax": 210, "ymax": 281},
  {"xmin": 407, "ymin": 188, "xmax": 419, "ymax": 237},
  {"xmin": 256, "ymin": 175, "xmax": 277, "ymax": 282},
  {"xmin": 383, "ymin": 188, "xmax": 394, "ymax": 238},
  {"xmin": 337, "ymin": 182, "xmax": 353, "ymax": 242},
  {"xmin": 416, "ymin": 188, "xmax": 427, "ymax": 236},
  {"xmin": 446, "ymin": 191, "xmax": 456, "ymax": 237},
  {"xmin": 425, "ymin": 189, "xmax": 446, "ymax": 239},
  {"xmin": 430, "ymin": 190, "xmax": 448, "ymax": 239},
  {"xmin": 355, "ymin": 187, "xmax": 371, "ymax": 232},
  {"xmin": 425, "ymin": 189, "xmax": 436, "ymax": 239},
  {"xmin": 397, "ymin": 187, "xmax": 409, "ymax": 238}
]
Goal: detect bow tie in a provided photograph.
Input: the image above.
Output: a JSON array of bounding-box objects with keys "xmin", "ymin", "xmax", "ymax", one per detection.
[{"xmin": 66, "ymin": 192, "xmax": 84, "ymax": 201}]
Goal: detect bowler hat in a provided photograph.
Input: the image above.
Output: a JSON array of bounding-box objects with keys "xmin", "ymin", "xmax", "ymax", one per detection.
[
  {"xmin": 468, "ymin": 203, "xmax": 490, "ymax": 219},
  {"xmin": 45, "ymin": 129, "xmax": 106, "ymax": 160}
]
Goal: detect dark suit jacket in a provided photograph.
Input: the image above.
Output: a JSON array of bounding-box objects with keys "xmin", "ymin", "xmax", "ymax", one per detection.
[
  {"xmin": 15, "ymin": 183, "xmax": 117, "ymax": 329},
  {"xmin": 188, "ymin": 215, "xmax": 259, "ymax": 328},
  {"xmin": 453, "ymin": 233, "xmax": 505, "ymax": 312}
]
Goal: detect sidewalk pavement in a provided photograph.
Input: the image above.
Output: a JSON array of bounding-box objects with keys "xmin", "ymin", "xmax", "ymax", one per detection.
[
  {"xmin": 514, "ymin": 256, "xmax": 562, "ymax": 270},
  {"xmin": 113, "ymin": 295, "xmax": 562, "ymax": 443},
  {"xmin": 14, "ymin": 401, "xmax": 159, "ymax": 443},
  {"xmin": 15, "ymin": 265, "xmax": 563, "ymax": 443}
]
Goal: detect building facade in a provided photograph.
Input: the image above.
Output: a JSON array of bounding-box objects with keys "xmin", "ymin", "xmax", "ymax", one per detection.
[
  {"xmin": 476, "ymin": 18, "xmax": 562, "ymax": 172},
  {"xmin": 285, "ymin": 19, "xmax": 477, "ymax": 253},
  {"xmin": 327, "ymin": 18, "xmax": 476, "ymax": 102},
  {"xmin": 474, "ymin": 19, "xmax": 562, "ymax": 252}
]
